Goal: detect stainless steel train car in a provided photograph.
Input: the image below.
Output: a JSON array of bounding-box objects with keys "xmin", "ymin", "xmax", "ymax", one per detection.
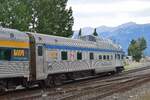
[{"xmin": 0, "ymin": 28, "xmax": 124, "ymax": 92}]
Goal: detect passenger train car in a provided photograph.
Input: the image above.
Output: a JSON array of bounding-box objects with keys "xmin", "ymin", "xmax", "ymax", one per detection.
[{"xmin": 0, "ymin": 28, "xmax": 124, "ymax": 92}]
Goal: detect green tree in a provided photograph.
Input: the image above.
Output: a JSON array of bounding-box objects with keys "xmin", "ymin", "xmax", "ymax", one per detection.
[
  {"xmin": 128, "ymin": 39, "xmax": 136, "ymax": 56},
  {"xmin": 0, "ymin": 0, "xmax": 74, "ymax": 37},
  {"xmin": 138, "ymin": 37, "xmax": 147, "ymax": 51},
  {"xmin": 128, "ymin": 41, "xmax": 142, "ymax": 62},
  {"xmin": 35, "ymin": 0, "xmax": 74, "ymax": 37},
  {"xmin": 0, "ymin": 0, "xmax": 32, "ymax": 31},
  {"xmin": 93, "ymin": 28, "xmax": 98, "ymax": 36},
  {"xmin": 128, "ymin": 37, "xmax": 147, "ymax": 62}
]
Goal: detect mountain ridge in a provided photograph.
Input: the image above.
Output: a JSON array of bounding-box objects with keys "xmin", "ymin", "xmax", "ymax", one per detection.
[{"xmin": 73, "ymin": 22, "xmax": 150, "ymax": 56}]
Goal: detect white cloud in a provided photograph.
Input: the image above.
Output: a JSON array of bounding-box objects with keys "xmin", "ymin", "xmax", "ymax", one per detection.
[
  {"xmin": 70, "ymin": 1, "xmax": 150, "ymax": 13},
  {"xmin": 68, "ymin": 0, "xmax": 150, "ymax": 30}
]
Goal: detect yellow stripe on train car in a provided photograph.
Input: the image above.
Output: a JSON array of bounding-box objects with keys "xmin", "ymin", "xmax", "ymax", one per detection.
[{"xmin": 0, "ymin": 40, "xmax": 29, "ymax": 48}]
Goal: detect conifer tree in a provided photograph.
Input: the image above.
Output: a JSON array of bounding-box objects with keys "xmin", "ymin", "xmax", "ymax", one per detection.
[{"xmin": 93, "ymin": 28, "xmax": 98, "ymax": 36}]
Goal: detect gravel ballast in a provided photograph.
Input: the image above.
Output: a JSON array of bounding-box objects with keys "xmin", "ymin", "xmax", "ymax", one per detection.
[{"xmin": 102, "ymin": 81, "xmax": 150, "ymax": 100}]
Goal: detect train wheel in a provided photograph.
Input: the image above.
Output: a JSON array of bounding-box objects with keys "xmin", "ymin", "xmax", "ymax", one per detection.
[
  {"xmin": 116, "ymin": 66, "xmax": 124, "ymax": 73},
  {"xmin": 53, "ymin": 75, "xmax": 63, "ymax": 86},
  {"xmin": 109, "ymin": 71, "xmax": 116, "ymax": 75},
  {"xmin": 22, "ymin": 79, "xmax": 30, "ymax": 89},
  {"xmin": 45, "ymin": 76, "xmax": 54, "ymax": 88},
  {"xmin": 0, "ymin": 85, "xmax": 6, "ymax": 95},
  {"xmin": 38, "ymin": 81, "xmax": 45, "ymax": 88},
  {"xmin": 66, "ymin": 73, "xmax": 74, "ymax": 80}
]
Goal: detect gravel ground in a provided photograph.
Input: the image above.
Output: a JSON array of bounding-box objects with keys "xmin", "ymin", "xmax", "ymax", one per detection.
[
  {"xmin": 101, "ymin": 62, "xmax": 150, "ymax": 100},
  {"xmin": 102, "ymin": 81, "xmax": 150, "ymax": 100}
]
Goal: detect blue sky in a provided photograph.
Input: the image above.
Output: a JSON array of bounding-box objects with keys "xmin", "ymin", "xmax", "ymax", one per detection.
[{"xmin": 67, "ymin": 0, "xmax": 150, "ymax": 30}]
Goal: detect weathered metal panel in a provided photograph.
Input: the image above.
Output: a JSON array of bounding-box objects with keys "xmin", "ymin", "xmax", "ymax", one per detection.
[{"xmin": 0, "ymin": 61, "xmax": 29, "ymax": 78}]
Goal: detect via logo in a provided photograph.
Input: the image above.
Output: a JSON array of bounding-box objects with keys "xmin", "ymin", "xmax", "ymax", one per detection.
[{"xmin": 13, "ymin": 50, "xmax": 25, "ymax": 57}]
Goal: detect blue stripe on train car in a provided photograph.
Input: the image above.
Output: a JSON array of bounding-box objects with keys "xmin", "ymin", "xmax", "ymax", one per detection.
[{"xmin": 45, "ymin": 44, "xmax": 124, "ymax": 53}]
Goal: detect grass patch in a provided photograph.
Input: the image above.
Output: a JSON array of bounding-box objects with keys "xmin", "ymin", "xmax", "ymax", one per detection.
[{"xmin": 124, "ymin": 62, "xmax": 142, "ymax": 71}]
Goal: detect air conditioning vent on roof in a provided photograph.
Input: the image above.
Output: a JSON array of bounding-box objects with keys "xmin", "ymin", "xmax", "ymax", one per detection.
[{"xmin": 80, "ymin": 35, "xmax": 96, "ymax": 42}]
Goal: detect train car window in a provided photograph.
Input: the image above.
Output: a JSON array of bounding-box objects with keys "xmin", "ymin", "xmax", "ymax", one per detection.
[
  {"xmin": 107, "ymin": 55, "xmax": 109, "ymax": 60},
  {"xmin": 0, "ymin": 48, "xmax": 11, "ymax": 61},
  {"xmin": 103, "ymin": 55, "xmax": 106, "ymax": 60},
  {"xmin": 121, "ymin": 55, "xmax": 124, "ymax": 59},
  {"xmin": 118, "ymin": 54, "xmax": 120, "ymax": 60},
  {"xmin": 89, "ymin": 52, "xmax": 94, "ymax": 60},
  {"xmin": 77, "ymin": 52, "xmax": 82, "ymax": 60},
  {"xmin": 99, "ymin": 55, "xmax": 102, "ymax": 60},
  {"xmin": 61, "ymin": 51, "xmax": 68, "ymax": 60},
  {"xmin": 38, "ymin": 46, "xmax": 43, "ymax": 56}
]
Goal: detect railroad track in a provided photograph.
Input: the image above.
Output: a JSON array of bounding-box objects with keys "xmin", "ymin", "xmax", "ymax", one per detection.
[
  {"xmin": 1, "ymin": 65, "xmax": 150, "ymax": 100},
  {"xmin": 58, "ymin": 74, "xmax": 150, "ymax": 100}
]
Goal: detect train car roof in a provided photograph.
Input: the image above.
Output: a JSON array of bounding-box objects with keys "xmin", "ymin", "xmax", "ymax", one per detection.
[
  {"xmin": 0, "ymin": 27, "xmax": 29, "ymax": 42},
  {"xmin": 0, "ymin": 28, "xmax": 123, "ymax": 51},
  {"xmin": 28, "ymin": 32, "xmax": 123, "ymax": 51},
  {"xmin": 0, "ymin": 28, "xmax": 29, "ymax": 48}
]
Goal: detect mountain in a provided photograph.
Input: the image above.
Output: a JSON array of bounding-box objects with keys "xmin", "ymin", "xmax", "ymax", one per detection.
[
  {"xmin": 73, "ymin": 22, "xmax": 150, "ymax": 56},
  {"xmin": 72, "ymin": 27, "xmax": 94, "ymax": 38}
]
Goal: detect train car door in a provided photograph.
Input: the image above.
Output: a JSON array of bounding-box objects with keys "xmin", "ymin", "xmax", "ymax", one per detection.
[{"xmin": 36, "ymin": 44, "xmax": 45, "ymax": 80}]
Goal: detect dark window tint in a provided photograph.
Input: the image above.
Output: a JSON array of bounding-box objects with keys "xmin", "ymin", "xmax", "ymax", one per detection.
[
  {"xmin": 0, "ymin": 48, "xmax": 11, "ymax": 60},
  {"xmin": 89, "ymin": 53, "xmax": 94, "ymax": 60},
  {"xmin": 103, "ymin": 55, "xmax": 106, "ymax": 60},
  {"xmin": 99, "ymin": 55, "xmax": 102, "ymax": 60},
  {"xmin": 107, "ymin": 55, "xmax": 109, "ymax": 60},
  {"xmin": 61, "ymin": 51, "xmax": 68, "ymax": 60},
  {"xmin": 121, "ymin": 55, "xmax": 124, "ymax": 59},
  {"xmin": 77, "ymin": 52, "xmax": 82, "ymax": 60},
  {"xmin": 38, "ymin": 46, "xmax": 43, "ymax": 56},
  {"xmin": 118, "ymin": 54, "xmax": 120, "ymax": 59}
]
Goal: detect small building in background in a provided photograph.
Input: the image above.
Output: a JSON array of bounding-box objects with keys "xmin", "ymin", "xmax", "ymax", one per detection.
[
  {"xmin": 125, "ymin": 56, "xmax": 133, "ymax": 64},
  {"xmin": 140, "ymin": 56, "xmax": 150, "ymax": 62}
]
